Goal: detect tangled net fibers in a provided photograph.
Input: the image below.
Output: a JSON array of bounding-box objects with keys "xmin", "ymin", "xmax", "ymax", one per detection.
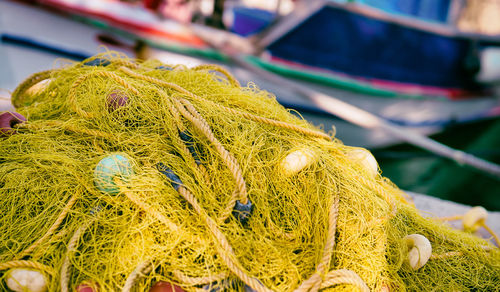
[{"xmin": 0, "ymin": 52, "xmax": 499, "ymax": 291}]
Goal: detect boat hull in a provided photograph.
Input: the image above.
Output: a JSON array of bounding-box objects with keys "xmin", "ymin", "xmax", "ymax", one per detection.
[{"xmin": 263, "ymin": 3, "xmax": 500, "ymax": 97}]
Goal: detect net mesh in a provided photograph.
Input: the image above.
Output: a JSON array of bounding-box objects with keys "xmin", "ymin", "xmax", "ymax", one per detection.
[{"xmin": 0, "ymin": 52, "xmax": 498, "ymax": 291}]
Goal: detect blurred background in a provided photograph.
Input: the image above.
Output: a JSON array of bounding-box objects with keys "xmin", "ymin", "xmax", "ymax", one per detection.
[{"xmin": 1, "ymin": 0, "xmax": 500, "ymax": 210}]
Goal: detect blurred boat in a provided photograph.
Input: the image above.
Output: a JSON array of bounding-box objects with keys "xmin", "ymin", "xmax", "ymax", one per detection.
[
  {"xmin": 26, "ymin": 0, "xmax": 500, "ymax": 95},
  {"xmin": 8, "ymin": 0, "xmax": 499, "ymax": 136},
  {"xmin": 254, "ymin": 0, "xmax": 500, "ymax": 99}
]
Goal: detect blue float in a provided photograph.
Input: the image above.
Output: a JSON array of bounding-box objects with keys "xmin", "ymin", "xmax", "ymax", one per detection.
[
  {"xmin": 233, "ymin": 199, "xmax": 253, "ymax": 224},
  {"xmin": 84, "ymin": 58, "xmax": 111, "ymax": 67},
  {"xmin": 156, "ymin": 65, "xmax": 172, "ymax": 71},
  {"xmin": 94, "ymin": 154, "xmax": 134, "ymax": 195},
  {"xmin": 156, "ymin": 162, "xmax": 183, "ymax": 190},
  {"xmin": 179, "ymin": 130, "xmax": 201, "ymax": 165}
]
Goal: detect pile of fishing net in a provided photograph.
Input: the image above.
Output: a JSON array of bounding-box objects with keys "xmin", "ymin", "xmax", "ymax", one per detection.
[{"xmin": 0, "ymin": 52, "xmax": 498, "ymax": 292}]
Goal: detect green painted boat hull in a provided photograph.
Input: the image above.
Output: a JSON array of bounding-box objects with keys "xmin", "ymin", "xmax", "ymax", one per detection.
[{"xmin": 374, "ymin": 118, "xmax": 500, "ymax": 211}]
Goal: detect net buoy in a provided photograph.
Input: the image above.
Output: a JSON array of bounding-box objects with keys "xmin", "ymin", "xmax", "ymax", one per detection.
[
  {"xmin": 280, "ymin": 148, "xmax": 316, "ymax": 176},
  {"xmin": 94, "ymin": 154, "xmax": 134, "ymax": 195},
  {"xmin": 405, "ymin": 234, "xmax": 432, "ymax": 270},
  {"xmin": 0, "ymin": 111, "xmax": 26, "ymax": 136},
  {"xmin": 463, "ymin": 206, "xmax": 488, "ymax": 232},
  {"xmin": 5, "ymin": 268, "xmax": 47, "ymax": 292}
]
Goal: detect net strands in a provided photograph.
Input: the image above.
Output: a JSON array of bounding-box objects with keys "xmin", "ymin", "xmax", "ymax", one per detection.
[{"xmin": 0, "ymin": 52, "xmax": 498, "ymax": 291}]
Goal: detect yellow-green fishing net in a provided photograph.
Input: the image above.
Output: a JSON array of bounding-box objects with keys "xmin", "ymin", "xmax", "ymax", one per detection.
[{"xmin": 0, "ymin": 52, "xmax": 498, "ymax": 292}]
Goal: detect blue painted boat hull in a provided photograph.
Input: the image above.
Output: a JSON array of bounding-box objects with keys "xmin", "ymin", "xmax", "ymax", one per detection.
[{"xmin": 266, "ymin": 4, "xmax": 485, "ymax": 91}]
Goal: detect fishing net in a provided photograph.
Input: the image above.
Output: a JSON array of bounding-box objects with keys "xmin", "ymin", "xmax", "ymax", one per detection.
[{"xmin": 0, "ymin": 52, "xmax": 498, "ymax": 292}]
